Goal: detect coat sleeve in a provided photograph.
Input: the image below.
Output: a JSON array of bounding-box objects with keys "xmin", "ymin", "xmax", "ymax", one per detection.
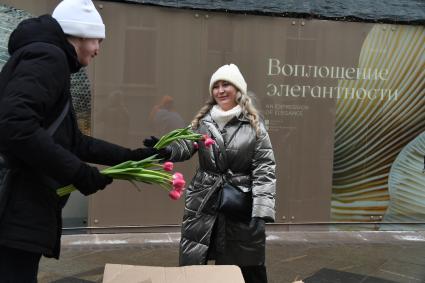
[
  {"xmin": 0, "ymin": 47, "xmax": 84, "ymax": 184},
  {"xmin": 251, "ymin": 123, "xmax": 276, "ymax": 222},
  {"xmin": 169, "ymin": 138, "xmax": 197, "ymax": 162},
  {"xmin": 73, "ymin": 129, "xmax": 136, "ymax": 166}
]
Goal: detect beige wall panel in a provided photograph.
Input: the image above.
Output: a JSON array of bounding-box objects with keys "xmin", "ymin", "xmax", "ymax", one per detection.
[
  {"xmin": 89, "ymin": 1, "xmax": 372, "ymax": 227},
  {"xmin": 0, "ymin": 0, "xmax": 55, "ymax": 15},
  {"xmin": 90, "ymin": 3, "xmax": 204, "ymax": 226}
]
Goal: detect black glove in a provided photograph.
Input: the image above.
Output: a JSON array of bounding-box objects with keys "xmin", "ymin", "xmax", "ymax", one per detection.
[
  {"xmin": 249, "ymin": 217, "xmax": 265, "ymax": 230},
  {"xmin": 143, "ymin": 136, "xmax": 159, "ymax": 148},
  {"xmin": 131, "ymin": 147, "xmax": 172, "ymax": 161},
  {"xmin": 158, "ymin": 146, "xmax": 172, "ymax": 160},
  {"xmin": 142, "ymin": 136, "xmax": 172, "ymax": 160},
  {"xmin": 72, "ymin": 163, "xmax": 113, "ymax": 196}
]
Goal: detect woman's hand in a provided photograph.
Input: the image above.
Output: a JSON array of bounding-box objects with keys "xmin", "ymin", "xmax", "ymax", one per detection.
[
  {"xmin": 143, "ymin": 136, "xmax": 159, "ymax": 148},
  {"xmin": 249, "ymin": 217, "xmax": 265, "ymax": 230}
]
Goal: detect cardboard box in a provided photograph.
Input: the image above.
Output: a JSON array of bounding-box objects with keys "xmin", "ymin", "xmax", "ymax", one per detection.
[{"xmin": 103, "ymin": 264, "xmax": 245, "ymax": 283}]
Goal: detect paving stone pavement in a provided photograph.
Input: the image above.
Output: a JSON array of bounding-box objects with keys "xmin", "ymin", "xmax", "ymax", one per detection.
[{"xmin": 38, "ymin": 231, "xmax": 425, "ymax": 283}]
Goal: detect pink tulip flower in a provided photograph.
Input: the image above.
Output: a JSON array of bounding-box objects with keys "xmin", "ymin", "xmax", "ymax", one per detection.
[
  {"xmin": 163, "ymin": 162, "xmax": 174, "ymax": 171},
  {"xmin": 173, "ymin": 178, "xmax": 186, "ymax": 190},
  {"xmin": 204, "ymin": 138, "xmax": 215, "ymax": 147},
  {"xmin": 173, "ymin": 172, "xmax": 184, "ymax": 180},
  {"xmin": 201, "ymin": 134, "xmax": 209, "ymax": 141},
  {"xmin": 169, "ymin": 189, "xmax": 182, "ymax": 200},
  {"xmin": 175, "ymin": 186, "xmax": 185, "ymax": 193}
]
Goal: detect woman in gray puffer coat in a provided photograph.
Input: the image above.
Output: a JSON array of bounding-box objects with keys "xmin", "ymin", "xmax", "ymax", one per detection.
[{"xmin": 171, "ymin": 64, "xmax": 276, "ymax": 283}]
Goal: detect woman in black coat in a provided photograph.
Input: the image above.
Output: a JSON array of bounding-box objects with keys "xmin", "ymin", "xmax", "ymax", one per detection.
[{"xmin": 0, "ymin": 0, "xmax": 165, "ymax": 281}]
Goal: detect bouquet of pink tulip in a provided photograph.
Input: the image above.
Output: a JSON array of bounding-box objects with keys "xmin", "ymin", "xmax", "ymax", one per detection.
[
  {"xmin": 56, "ymin": 155, "xmax": 186, "ymax": 200},
  {"xmin": 153, "ymin": 125, "xmax": 215, "ymax": 150}
]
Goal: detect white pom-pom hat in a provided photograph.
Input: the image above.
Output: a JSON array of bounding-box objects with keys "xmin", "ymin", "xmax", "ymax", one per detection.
[
  {"xmin": 209, "ymin": 64, "xmax": 247, "ymax": 96},
  {"xmin": 52, "ymin": 0, "xmax": 105, "ymax": 39}
]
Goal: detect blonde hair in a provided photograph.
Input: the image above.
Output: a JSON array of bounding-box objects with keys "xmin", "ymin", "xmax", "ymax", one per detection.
[{"xmin": 191, "ymin": 90, "xmax": 261, "ymax": 137}]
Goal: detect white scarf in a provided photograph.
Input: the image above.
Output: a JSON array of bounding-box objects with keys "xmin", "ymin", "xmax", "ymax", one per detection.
[{"xmin": 210, "ymin": 105, "xmax": 242, "ymax": 130}]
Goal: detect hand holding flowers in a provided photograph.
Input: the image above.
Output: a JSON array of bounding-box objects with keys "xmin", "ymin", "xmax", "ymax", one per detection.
[
  {"xmin": 56, "ymin": 155, "xmax": 185, "ymax": 200},
  {"xmin": 57, "ymin": 126, "xmax": 215, "ymax": 199},
  {"xmin": 148, "ymin": 125, "xmax": 215, "ymax": 150}
]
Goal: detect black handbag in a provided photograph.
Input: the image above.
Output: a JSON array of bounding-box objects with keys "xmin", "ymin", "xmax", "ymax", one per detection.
[
  {"xmin": 219, "ymin": 182, "xmax": 252, "ymax": 221},
  {"xmin": 0, "ymin": 100, "xmax": 70, "ymax": 220}
]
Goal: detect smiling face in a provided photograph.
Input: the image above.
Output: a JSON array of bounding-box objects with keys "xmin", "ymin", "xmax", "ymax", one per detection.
[
  {"xmin": 211, "ymin": 80, "xmax": 239, "ymax": 111},
  {"xmin": 69, "ymin": 37, "xmax": 102, "ymax": 66}
]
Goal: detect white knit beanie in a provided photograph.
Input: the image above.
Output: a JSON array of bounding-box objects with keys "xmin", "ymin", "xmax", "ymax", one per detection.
[
  {"xmin": 52, "ymin": 0, "xmax": 105, "ymax": 39},
  {"xmin": 209, "ymin": 64, "xmax": 247, "ymax": 96}
]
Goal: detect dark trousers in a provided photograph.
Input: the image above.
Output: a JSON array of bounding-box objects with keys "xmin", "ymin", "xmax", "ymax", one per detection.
[
  {"xmin": 240, "ymin": 265, "xmax": 268, "ymax": 283},
  {"xmin": 0, "ymin": 245, "xmax": 42, "ymax": 283}
]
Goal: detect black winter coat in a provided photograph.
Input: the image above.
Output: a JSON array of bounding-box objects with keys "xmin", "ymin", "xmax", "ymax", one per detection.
[{"xmin": 0, "ymin": 15, "xmax": 146, "ymax": 258}]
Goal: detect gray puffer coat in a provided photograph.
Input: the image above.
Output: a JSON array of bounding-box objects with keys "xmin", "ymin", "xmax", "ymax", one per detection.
[{"xmin": 170, "ymin": 112, "xmax": 276, "ymax": 266}]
